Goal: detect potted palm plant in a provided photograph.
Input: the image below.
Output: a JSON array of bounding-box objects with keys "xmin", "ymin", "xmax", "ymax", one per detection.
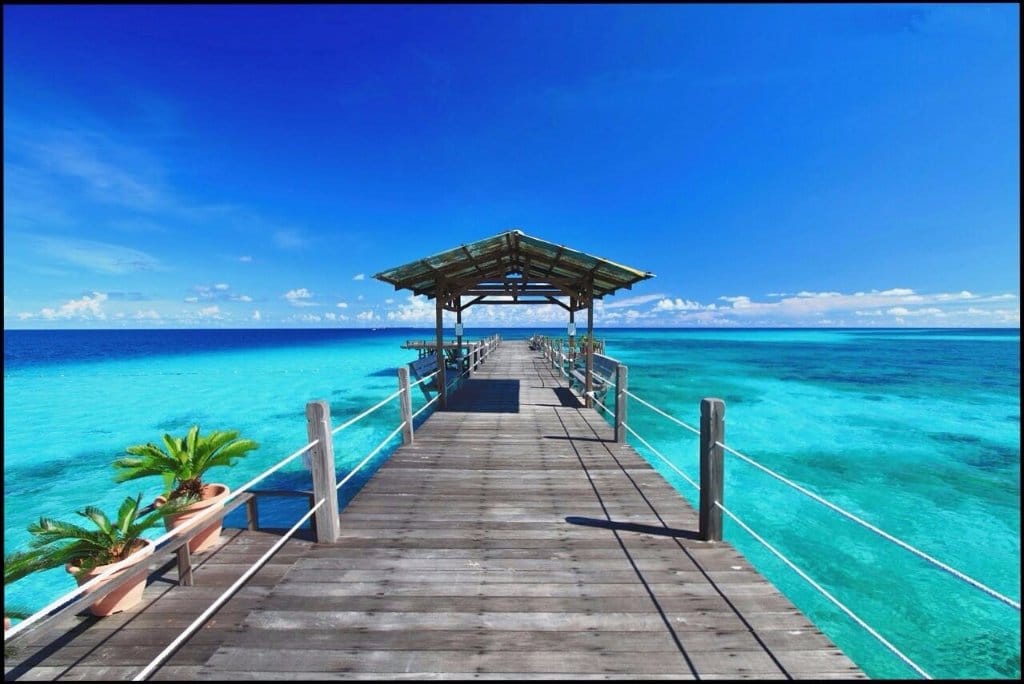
[
  {"xmin": 7, "ymin": 494, "xmax": 172, "ymax": 617},
  {"xmin": 112, "ymin": 425, "xmax": 259, "ymax": 554}
]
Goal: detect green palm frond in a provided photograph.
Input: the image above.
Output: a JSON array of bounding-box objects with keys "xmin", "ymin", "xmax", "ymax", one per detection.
[
  {"xmin": 80, "ymin": 506, "xmax": 113, "ymax": 536},
  {"xmin": 5, "ymin": 550, "xmax": 55, "ymax": 585},
  {"xmin": 114, "ymin": 425, "xmax": 259, "ymax": 498},
  {"xmin": 12, "ymin": 493, "xmax": 171, "ymax": 583}
]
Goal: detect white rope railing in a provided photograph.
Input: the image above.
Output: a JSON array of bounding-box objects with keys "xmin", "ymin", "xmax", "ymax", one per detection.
[
  {"xmin": 715, "ymin": 439, "xmax": 1021, "ymax": 611},
  {"xmin": 409, "ymin": 369, "xmax": 439, "ymax": 388},
  {"xmin": 622, "ymin": 422, "xmax": 701, "ymax": 492},
  {"xmin": 586, "ymin": 391, "xmax": 613, "ymax": 415},
  {"xmin": 624, "ymin": 390, "xmax": 701, "ymax": 436},
  {"xmin": 231, "ymin": 440, "xmax": 319, "ymax": 499},
  {"xmin": 4, "ymin": 437, "xmax": 322, "ymax": 642},
  {"xmin": 412, "ymin": 393, "xmax": 440, "ymax": 419},
  {"xmin": 614, "ymin": 387, "xmax": 1015, "ymax": 610},
  {"xmin": 331, "ymin": 386, "xmax": 405, "ymax": 435},
  {"xmin": 133, "ymin": 496, "xmax": 327, "ymax": 680},
  {"xmin": 716, "ymin": 500, "xmax": 932, "ymax": 679},
  {"xmin": 7, "ymin": 348, "xmax": 486, "ymax": 653},
  {"xmin": 335, "ymin": 421, "xmax": 407, "ymax": 491}
]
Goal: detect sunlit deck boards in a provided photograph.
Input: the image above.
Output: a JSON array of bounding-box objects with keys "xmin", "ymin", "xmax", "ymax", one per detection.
[
  {"xmin": 201, "ymin": 341, "xmax": 863, "ymax": 679},
  {"xmin": 5, "ymin": 341, "xmax": 864, "ymax": 680},
  {"xmin": 3, "ymin": 529, "xmax": 316, "ymax": 681}
]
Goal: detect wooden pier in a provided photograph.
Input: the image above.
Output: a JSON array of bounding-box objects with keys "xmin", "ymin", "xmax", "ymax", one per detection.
[{"xmin": 5, "ymin": 340, "xmax": 863, "ymax": 680}]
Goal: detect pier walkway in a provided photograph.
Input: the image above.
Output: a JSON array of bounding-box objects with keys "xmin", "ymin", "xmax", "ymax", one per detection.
[{"xmin": 5, "ymin": 341, "xmax": 863, "ymax": 680}]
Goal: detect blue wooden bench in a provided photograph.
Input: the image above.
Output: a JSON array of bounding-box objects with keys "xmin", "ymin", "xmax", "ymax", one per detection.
[
  {"xmin": 409, "ymin": 355, "xmax": 440, "ymax": 401},
  {"xmin": 569, "ymin": 353, "xmax": 617, "ymax": 402}
]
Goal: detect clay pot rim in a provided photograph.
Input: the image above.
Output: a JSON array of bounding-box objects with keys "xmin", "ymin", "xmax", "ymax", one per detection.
[
  {"xmin": 65, "ymin": 537, "xmax": 156, "ymax": 577},
  {"xmin": 154, "ymin": 483, "xmax": 230, "ymax": 511}
]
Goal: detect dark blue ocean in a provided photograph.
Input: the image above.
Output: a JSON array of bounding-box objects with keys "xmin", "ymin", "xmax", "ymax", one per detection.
[{"xmin": 3, "ymin": 328, "xmax": 1020, "ymax": 678}]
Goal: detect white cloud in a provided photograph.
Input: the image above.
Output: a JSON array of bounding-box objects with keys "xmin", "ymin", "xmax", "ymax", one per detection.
[
  {"xmin": 654, "ymin": 298, "xmax": 711, "ymax": 312},
  {"xmin": 35, "ymin": 292, "xmax": 109, "ymax": 320},
  {"xmin": 602, "ymin": 293, "xmax": 665, "ymax": 309},
  {"xmin": 934, "ymin": 291, "xmax": 975, "ymax": 301},
  {"xmin": 336, "ymin": 301, "xmax": 348, "ymax": 309},
  {"xmin": 239, "ymin": 255, "xmax": 253, "ymax": 263},
  {"xmin": 231, "ymin": 294, "xmax": 253, "ymax": 302},
  {"xmin": 353, "ymin": 273, "xmax": 365, "ymax": 281},
  {"xmin": 324, "ymin": 312, "xmax": 337, "ymax": 321},
  {"xmin": 184, "ymin": 296, "xmax": 199, "ymax": 303},
  {"xmin": 252, "ymin": 309, "xmax": 262, "ymax": 321},
  {"xmin": 214, "ymin": 283, "xmax": 229, "ymax": 291},
  {"xmin": 356, "ymin": 310, "xmax": 379, "ymax": 321},
  {"xmin": 385, "ymin": 298, "xmax": 394, "ymax": 304},
  {"xmin": 886, "ymin": 307, "xmax": 944, "ymax": 317},
  {"xmin": 132, "ymin": 309, "xmax": 160, "ymax": 320},
  {"xmin": 645, "ymin": 288, "xmax": 1018, "ymax": 327},
  {"xmin": 386, "ymin": 295, "xmax": 434, "ymax": 323},
  {"xmin": 198, "ymin": 305, "xmax": 222, "ymax": 318},
  {"xmin": 284, "ymin": 288, "xmax": 317, "ymax": 307}
]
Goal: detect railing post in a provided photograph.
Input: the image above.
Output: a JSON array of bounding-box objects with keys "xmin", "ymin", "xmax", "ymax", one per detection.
[
  {"xmin": 246, "ymin": 495, "xmax": 259, "ymax": 531},
  {"xmin": 398, "ymin": 367, "xmax": 414, "ymax": 445},
  {"xmin": 699, "ymin": 398, "xmax": 725, "ymax": 542},
  {"xmin": 176, "ymin": 544, "xmax": 194, "ymax": 587},
  {"xmin": 305, "ymin": 400, "xmax": 341, "ymax": 544},
  {"xmin": 615, "ymin": 364, "xmax": 628, "ymax": 443}
]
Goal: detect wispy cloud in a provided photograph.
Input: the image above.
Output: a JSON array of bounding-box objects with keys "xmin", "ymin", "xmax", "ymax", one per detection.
[
  {"xmin": 602, "ymin": 293, "xmax": 665, "ymax": 309},
  {"xmin": 187, "ymin": 283, "xmax": 253, "ymax": 303},
  {"xmin": 32, "ymin": 236, "xmax": 162, "ymax": 275},
  {"xmin": 352, "ymin": 273, "xmax": 366, "ymax": 281},
  {"xmin": 274, "ymin": 229, "xmax": 310, "ymax": 249}
]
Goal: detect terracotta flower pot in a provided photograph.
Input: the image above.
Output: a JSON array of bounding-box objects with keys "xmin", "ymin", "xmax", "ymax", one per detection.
[
  {"xmin": 155, "ymin": 483, "xmax": 230, "ymax": 554},
  {"xmin": 66, "ymin": 539, "xmax": 155, "ymax": 617}
]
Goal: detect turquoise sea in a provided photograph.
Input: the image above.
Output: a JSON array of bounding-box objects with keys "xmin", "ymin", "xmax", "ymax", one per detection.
[{"xmin": 3, "ymin": 328, "xmax": 1020, "ymax": 678}]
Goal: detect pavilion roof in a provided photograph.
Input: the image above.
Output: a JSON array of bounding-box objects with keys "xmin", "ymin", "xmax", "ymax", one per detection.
[{"xmin": 373, "ymin": 229, "xmax": 654, "ymax": 308}]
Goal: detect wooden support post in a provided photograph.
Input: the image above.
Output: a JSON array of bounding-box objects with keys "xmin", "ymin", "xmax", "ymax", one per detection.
[
  {"xmin": 699, "ymin": 398, "xmax": 725, "ymax": 542},
  {"xmin": 305, "ymin": 400, "xmax": 341, "ymax": 544},
  {"xmin": 246, "ymin": 495, "xmax": 259, "ymax": 531},
  {"xmin": 435, "ymin": 294, "xmax": 446, "ymax": 409},
  {"xmin": 176, "ymin": 545, "xmax": 194, "ymax": 587},
  {"xmin": 615, "ymin": 364, "xmax": 628, "ymax": 443},
  {"xmin": 585, "ymin": 290, "xmax": 594, "ymax": 408},
  {"xmin": 398, "ymin": 366, "xmax": 414, "ymax": 445},
  {"xmin": 456, "ymin": 308, "xmax": 463, "ymax": 365},
  {"xmin": 568, "ymin": 306, "xmax": 576, "ymax": 364}
]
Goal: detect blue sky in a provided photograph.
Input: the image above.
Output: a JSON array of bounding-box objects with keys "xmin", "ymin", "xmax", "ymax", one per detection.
[{"xmin": 3, "ymin": 4, "xmax": 1019, "ymax": 328}]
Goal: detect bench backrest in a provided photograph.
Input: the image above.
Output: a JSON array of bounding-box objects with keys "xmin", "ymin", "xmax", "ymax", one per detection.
[
  {"xmin": 591, "ymin": 353, "xmax": 618, "ymax": 383},
  {"xmin": 410, "ymin": 354, "xmax": 439, "ymax": 381}
]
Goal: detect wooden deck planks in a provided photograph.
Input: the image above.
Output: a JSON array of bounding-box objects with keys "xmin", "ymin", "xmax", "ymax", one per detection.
[
  {"xmin": 201, "ymin": 341, "xmax": 862, "ymax": 680},
  {"xmin": 5, "ymin": 340, "xmax": 864, "ymax": 680}
]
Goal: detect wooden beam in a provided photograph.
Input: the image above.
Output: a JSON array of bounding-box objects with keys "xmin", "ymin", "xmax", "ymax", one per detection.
[
  {"xmin": 544, "ymin": 296, "xmax": 570, "ymax": 311},
  {"xmin": 461, "ymin": 245, "xmax": 489, "ymax": 278},
  {"xmin": 459, "ymin": 295, "xmax": 485, "ymax": 311}
]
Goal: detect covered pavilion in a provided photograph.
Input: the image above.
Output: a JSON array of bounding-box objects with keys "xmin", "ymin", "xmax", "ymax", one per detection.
[{"xmin": 374, "ymin": 229, "xmax": 654, "ymax": 408}]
